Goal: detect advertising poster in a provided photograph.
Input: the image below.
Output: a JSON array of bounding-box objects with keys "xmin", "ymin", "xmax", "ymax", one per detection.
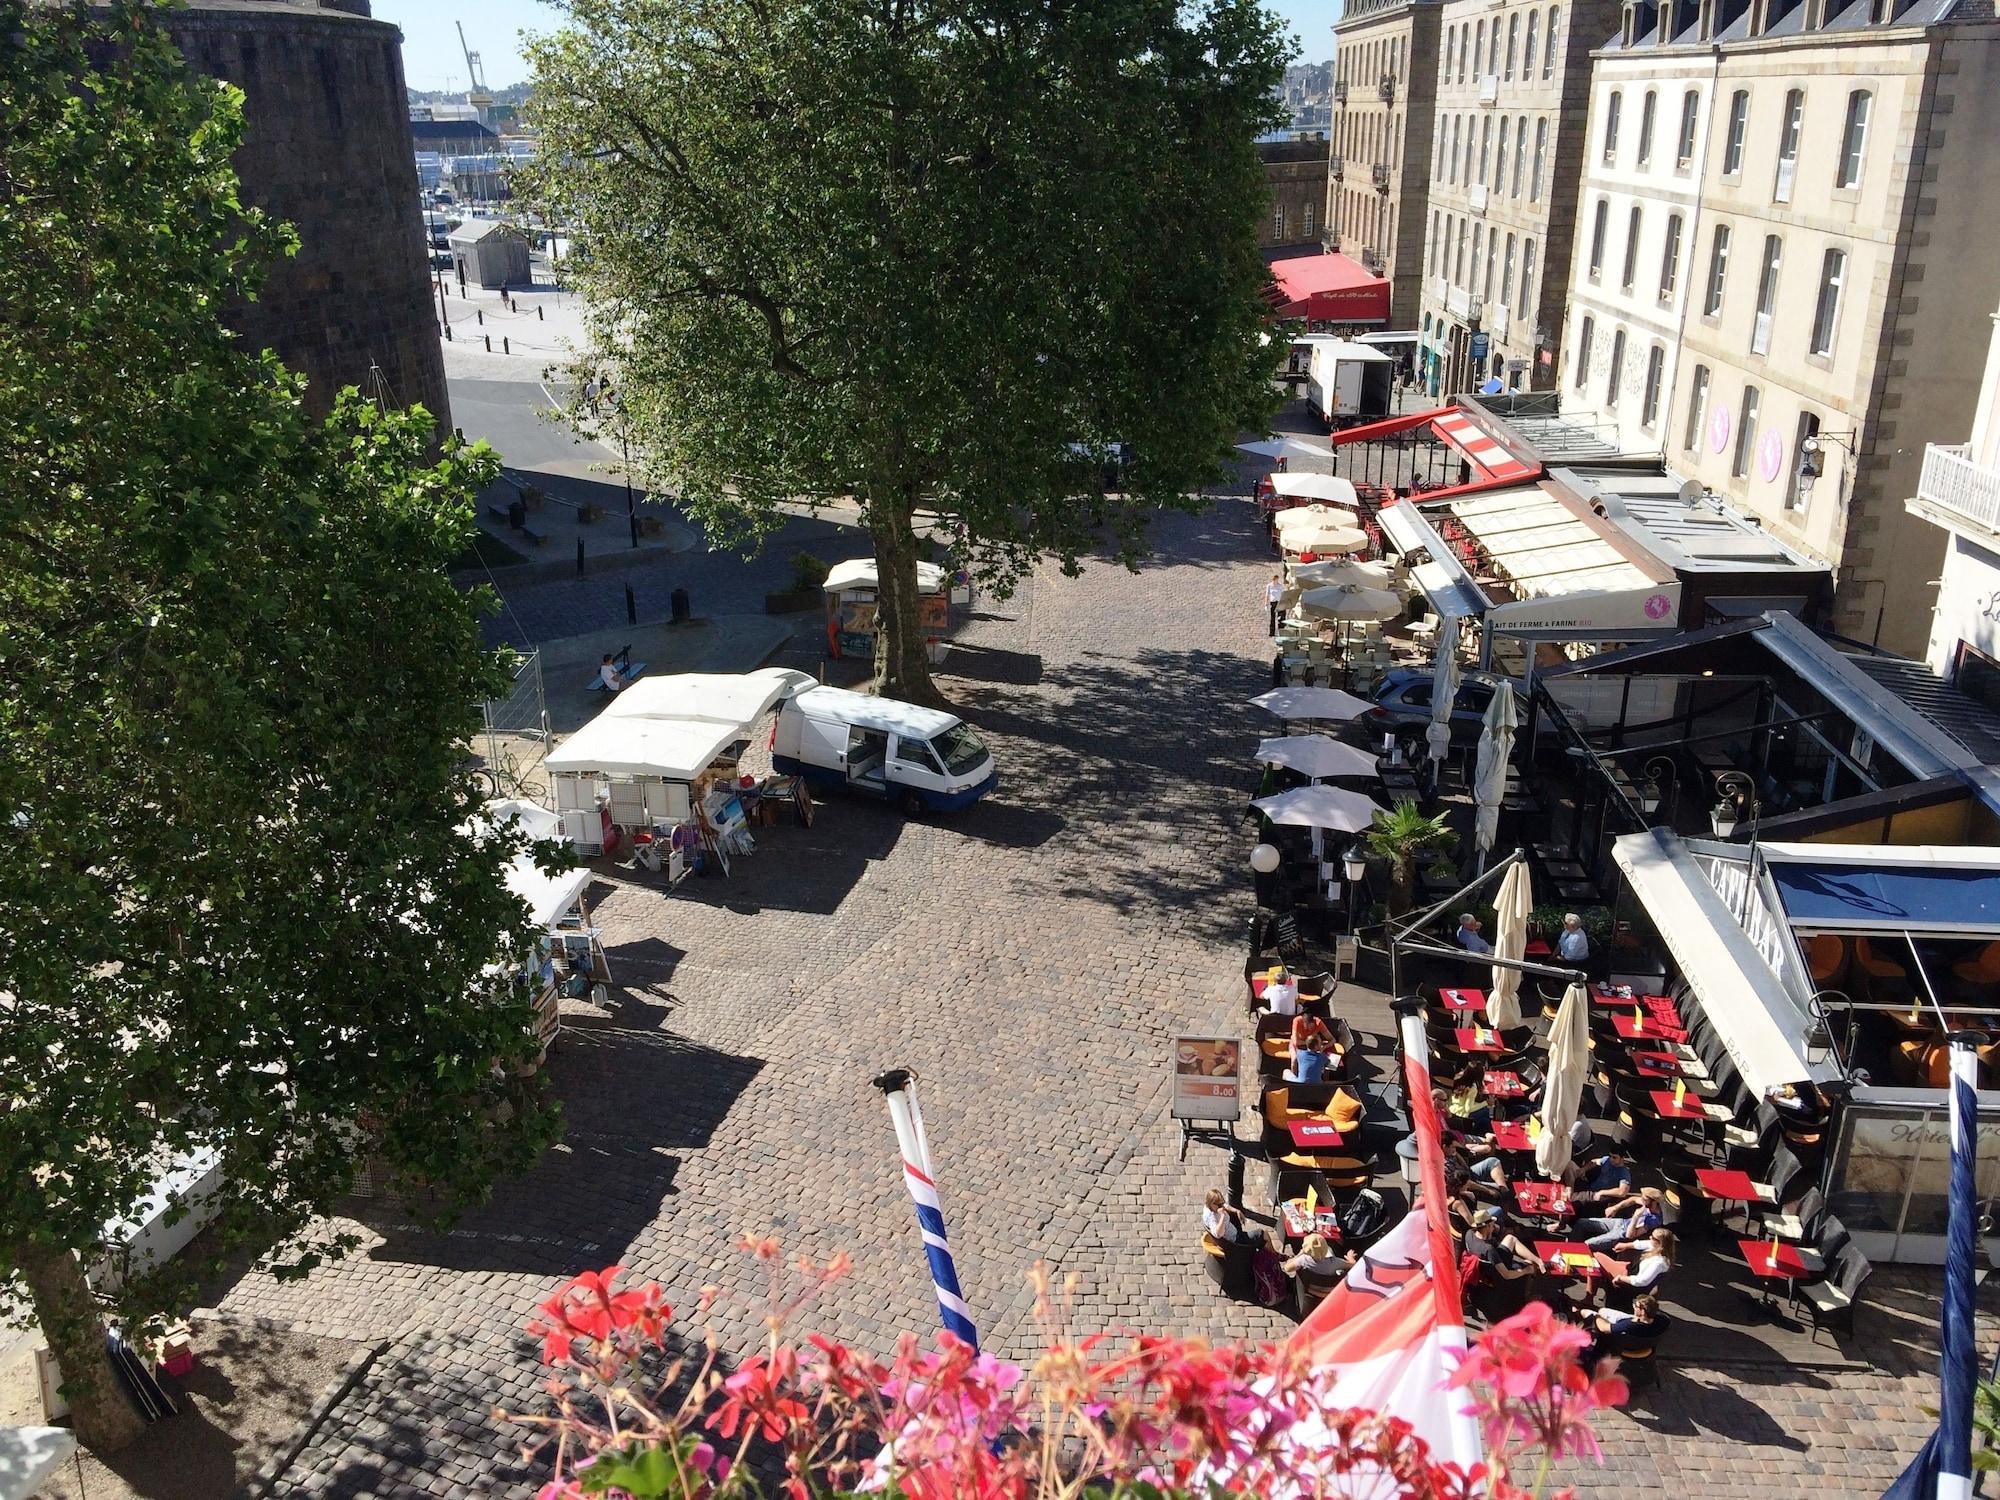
[{"xmin": 1172, "ymin": 1037, "xmax": 1242, "ymax": 1122}]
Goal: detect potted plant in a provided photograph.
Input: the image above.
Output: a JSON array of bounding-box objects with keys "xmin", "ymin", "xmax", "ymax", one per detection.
[{"xmin": 1364, "ymin": 800, "xmax": 1454, "ymax": 917}]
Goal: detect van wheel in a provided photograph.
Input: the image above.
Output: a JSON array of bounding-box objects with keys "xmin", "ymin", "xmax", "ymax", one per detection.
[{"xmin": 900, "ymin": 790, "xmax": 925, "ymax": 816}]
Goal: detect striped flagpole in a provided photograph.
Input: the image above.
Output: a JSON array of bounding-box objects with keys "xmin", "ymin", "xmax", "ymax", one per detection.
[
  {"xmin": 1935, "ymin": 1031, "xmax": 1981, "ymax": 1500},
  {"xmin": 873, "ymin": 1069, "xmax": 978, "ymax": 1350}
]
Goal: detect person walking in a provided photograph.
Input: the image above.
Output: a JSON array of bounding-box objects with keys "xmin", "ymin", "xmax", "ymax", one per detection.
[{"xmin": 1267, "ymin": 573, "xmax": 1285, "ymax": 637}]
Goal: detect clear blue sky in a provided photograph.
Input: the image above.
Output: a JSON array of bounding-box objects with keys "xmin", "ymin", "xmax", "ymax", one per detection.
[{"xmin": 375, "ymin": 1, "xmax": 1339, "ymax": 93}]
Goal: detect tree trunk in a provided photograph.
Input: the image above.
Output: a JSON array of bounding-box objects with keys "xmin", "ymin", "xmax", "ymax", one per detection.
[
  {"xmin": 866, "ymin": 496, "xmax": 943, "ymax": 706},
  {"xmin": 1388, "ymin": 855, "xmax": 1414, "ymax": 917},
  {"xmin": 12, "ymin": 1241, "xmax": 143, "ymax": 1453}
]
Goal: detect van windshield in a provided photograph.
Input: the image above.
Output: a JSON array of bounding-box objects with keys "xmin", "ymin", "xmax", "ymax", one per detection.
[{"xmin": 931, "ymin": 723, "xmax": 989, "ymax": 777}]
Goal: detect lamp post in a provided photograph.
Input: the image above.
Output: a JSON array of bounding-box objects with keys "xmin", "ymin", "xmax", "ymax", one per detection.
[
  {"xmin": 1343, "ymin": 842, "xmax": 1368, "ymax": 935},
  {"xmin": 1640, "ymin": 754, "xmax": 1678, "ymax": 827},
  {"xmin": 1710, "ymin": 770, "xmax": 1757, "ymax": 838}
]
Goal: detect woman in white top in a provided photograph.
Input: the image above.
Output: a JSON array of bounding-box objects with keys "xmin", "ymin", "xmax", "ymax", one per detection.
[
  {"xmin": 1203, "ymin": 1188, "xmax": 1265, "ymax": 1249},
  {"xmin": 1263, "ymin": 968, "xmax": 1299, "ymax": 1016},
  {"xmin": 1605, "ymin": 1228, "xmax": 1676, "ymax": 1308}
]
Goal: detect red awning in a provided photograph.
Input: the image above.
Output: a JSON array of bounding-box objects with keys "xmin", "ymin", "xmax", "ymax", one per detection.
[
  {"xmin": 1267, "ymin": 253, "xmax": 1391, "ymax": 325},
  {"xmin": 1323, "ymin": 405, "xmax": 1541, "ymax": 496}
]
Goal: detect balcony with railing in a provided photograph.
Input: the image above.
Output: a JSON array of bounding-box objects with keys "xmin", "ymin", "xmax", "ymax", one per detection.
[
  {"xmin": 1469, "ymin": 183, "xmax": 1489, "ymax": 213},
  {"xmin": 1371, "ymin": 162, "xmax": 1391, "ymax": 191},
  {"xmin": 1915, "ymin": 443, "xmax": 2000, "ymax": 539},
  {"xmin": 1334, "ymin": 80, "xmax": 1349, "ymax": 105},
  {"xmin": 1447, "ymin": 284, "xmax": 1475, "ymax": 320},
  {"xmin": 1379, "ymin": 74, "xmax": 1397, "ymax": 102},
  {"xmin": 1479, "ymin": 73, "xmax": 1499, "ymax": 104},
  {"xmin": 1330, "ymin": 154, "xmax": 1344, "ymax": 179}
]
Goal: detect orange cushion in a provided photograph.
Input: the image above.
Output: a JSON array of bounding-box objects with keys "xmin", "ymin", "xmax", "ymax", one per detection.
[{"xmin": 1326, "ymin": 1089, "xmax": 1364, "ymax": 1133}]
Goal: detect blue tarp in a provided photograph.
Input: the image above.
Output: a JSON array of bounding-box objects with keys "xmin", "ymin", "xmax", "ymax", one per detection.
[{"xmin": 1772, "ymin": 862, "xmax": 2000, "ymax": 933}]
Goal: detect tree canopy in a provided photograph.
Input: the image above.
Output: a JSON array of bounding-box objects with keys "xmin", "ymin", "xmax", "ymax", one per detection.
[
  {"xmin": 0, "ymin": 1, "xmax": 558, "ymax": 1449},
  {"xmin": 524, "ymin": 0, "xmax": 1291, "ymax": 699}
]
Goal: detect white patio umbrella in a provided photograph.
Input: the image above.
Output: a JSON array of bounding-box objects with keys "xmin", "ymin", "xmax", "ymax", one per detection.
[
  {"xmin": 1535, "ymin": 981, "xmax": 1592, "ymax": 1179},
  {"xmin": 1487, "ymin": 858, "xmax": 1531, "ymax": 1029},
  {"xmin": 1289, "ymin": 558, "xmax": 1393, "ymax": 589},
  {"xmin": 1299, "ymin": 583, "xmax": 1402, "ymax": 623},
  {"xmin": 1275, "ymin": 502, "xmax": 1360, "ymax": 533},
  {"xmin": 1255, "ymin": 734, "xmax": 1378, "ymax": 781},
  {"xmin": 1239, "ymin": 435, "xmax": 1335, "ymax": 464},
  {"xmin": 1249, "ymin": 685, "xmax": 1374, "ymax": 722},
  {"xmin": 1472, "ymin": 679, "xmax": 1521, "ymax": 864},
  {"xmin": 1270, "ymin": 472, "xmax": 1361, "ymax": 506},
  {"xmin": 1426, "ymin": 620, "xmax": 1461, "ymax": 764},
  {"xmin": 1284, "ymin": 525, "xmax": 1371, "ymax": 557},
  {"xmin": 1252, "ymin": 783, "xmax": 1385, "ymax": 862}
]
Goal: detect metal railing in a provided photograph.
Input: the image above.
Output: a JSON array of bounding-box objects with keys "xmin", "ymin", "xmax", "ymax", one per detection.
[
  {"xmin": 1372, "ymin": 162, "xmax": 1391, "ymax": 191},
  {"xmin": 1479, "ymin": 73, "xmax": 1499, "ymax": 104},
  {"xmin": 1334, "ymin": 81, "xmax": 1349, "ymax": 104},
  {"xmin": 1917, "ymin": 442, "xmax": 2000, "ymax": 536},
  {"xmin": 1470, "ymin": 183, "xmax": 1489, "ymax": 213},
  {"xmin": 1379, "ymin": 74, "xmax": 1397, "ymax": 101},
  {"xmin": 1330, "ymin": 154, "xmax": 1344, "ymax": 179}
]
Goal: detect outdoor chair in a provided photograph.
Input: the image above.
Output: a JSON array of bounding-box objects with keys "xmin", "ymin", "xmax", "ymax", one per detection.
[
  {"xmin": 1296, "ymin": 1265, "xmax": 1346, "ymax": 1317},
  {"xmin": 1812, "ymin": 1213, "xmax": 1851, "ymax": 1271},
  {"xmin": 1615, "ymin": 1327, "xmax": 1666, "ymax": 1392},
  {"xmin": 1798, "ymin": 1244, "xmax": 1871, "ymax": 1341},
  {"xmin": 1806, "ymin": 934, "xmax": 1850, "ymax": 990},
  {"xmin": 1757, "ymin": 1184, "xmax": 1824, "ymax": 1242},
  {"xmin": 1255, "ymin": 1013, "xmax": 1297, "ymax": 1078}
]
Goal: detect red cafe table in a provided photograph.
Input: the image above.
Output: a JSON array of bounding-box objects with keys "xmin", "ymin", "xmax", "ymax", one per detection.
[
  {"xmin": 1533, "ymin": 1240, "xmax": 1610, "ymax": 1283},
  {"xmin": 1613, "ymin": 1013, "xmax": 1687, "ymax": 1043},
  {"xmin": 1279, "ymin": 1198, "xmax": 1345, "ymax": 1241},
  {"xmin": 1288, "ymin": 1120, "xmax": 1345, "ymax": 1151},
  {"xmin": 1631, "ymin": 1049, "xmax": 1699, "ymax": 1081},
  {"xmin": 1482, "ymin": 1069, "xmax": 1527, "ymax": 1100},
  {"xmin": 1492, "ymin": 1119, "xmax": 1537, "ymax": 1152},
  {"xmin": 1454, "ymin": 1027, "xmax": 1508, "ymax": 1055},
  {"xmin": 1524, "ymin": 938, "xmax": 1552, "ymax": 958},
  {"xmin": 1439, "ymin": 986, "xmax": 1487, "ymax": 1013},
  {"xmin": 1649, "ymin": 1090, "xmax": 1730, "ymax": 1122},
  {"xmin": 1739, "ymin": 1238, "xmax": 1826, "ymax": 1312},
  {"xmin": 1514, "ymin": 1181, "xmax": 1573, "ymax": 1217}
]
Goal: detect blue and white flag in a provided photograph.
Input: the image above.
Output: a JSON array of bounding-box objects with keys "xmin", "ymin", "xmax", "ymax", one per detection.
[{"xmin": 1881, "ymin": 1034, "xmax": 1981, "ymax": 1500}]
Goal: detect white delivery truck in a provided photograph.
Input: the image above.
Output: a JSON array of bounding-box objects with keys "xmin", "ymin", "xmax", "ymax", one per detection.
[
  {"xmin": 771, "ymin": 687, "xmax": 998, "ymax": 814},
  {"xmin": 1305, "ymin": 338, "xmax": 1396, "ymax": 426}
]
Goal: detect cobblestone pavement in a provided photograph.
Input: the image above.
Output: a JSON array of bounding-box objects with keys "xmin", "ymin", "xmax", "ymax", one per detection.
[{"xmin": 217, "ymin": 488, "xmax": 1950, "ymax": 1498}]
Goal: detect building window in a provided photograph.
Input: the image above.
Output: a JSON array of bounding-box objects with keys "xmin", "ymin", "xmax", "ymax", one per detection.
[
  {"xmin": 1512, "ymin": 116, "xmax": 1527, "ymax": 197},
  {"xmin": 1545, "ymin": 6, "xmax": 1559, "ymax": 78},
  {"xmin": 1588, "ymin": 199, "xmax": 1608, "ymax": 280},
  {"xmin": 1774, "ymin": 88, "xmax": 1803, "ymax": 203},
  {"xmin": 1502, "ymin": 233, "xmax": 1516, "ymax": 307},
  {"xmin": 1676, "ymin": 90, "xmax": 1699, "ymax": 169},
  {"xmin": 1752, "ymin": 234, "xmax": 1782, "ymax": 355},
  {"xmin": 1479, "ymin": 117, "xmax": 1492, "ymax": 186},
  {"xmin": 1723, "ymin": 90, "xmax": 1748, "ymax": 176},
  {"xmin": 1304, "ymin": 201, "xmax": 1316, "ymax": 239},
  {"xmin": 1445, "ymin": 27, "xmax": 1456, "ymax": 83},
  {"xmin": 1838, "ymin": 91, "xmax": 1871, "ymax": 189},
  {"xmin": 1485, "ymin": 232, "xmax": 1499, "ymax": 303},
  {"xmin": 1506, "ymin": 14, "xmax": 1519, "ymax": 79},
  {"xmin": 1459, "ymin": 22, "xmax": 1470, "ymax": 84},
  {"xmin": 1532, "ymin": 118, "xmax": 1547, "ymax": 200},
  {"xmin": 1575, "ymin": 314, "xmax": 1594, "ymax": 389},
  {"xmin": 1451, "ymin": 115, "xmax": 1462, "ymax": 183},
  {"xmin": 1786, "ymin": 411, "xmax": 1821, "ymax": 511},
  {"xmin": 1525, "ymin": 12, "xmax": 1539, "ymax": 78},
  {"xmin": 1274, "ymin": 205, "xmax": 1286, "ymax": 240},
  {"xmin": 1810, "ymin": 248, "xmax": 1845, "ymax": 357},
  {"xmin": 1475, "ymin": 19, "xmax": 1486, "ymax": 76},
  {"xmin": 1637, "ymin": 89, "xmax": 1657, "ymax": 167},
  {"xmin": 1603, "ymin": 90, "xmax": 1622, "ymax": 165},
  {"xmin": 1455, "ymin": 219, "xmax": 1467, "ymax": 285},
  {"xmin": 1472, "ymin": 224, "xmax": 1484, "ymax": 291},
  {"xmin": 1520, "ymin": 238, "xmax": 1537, "ymax": 326},
  {"xmin": 1732, "ymin": 385, "xmax": 1761, "ymax": 478},
  {"xmin": 1621, "ymin": 205, "xmax": 1642, "ymax": 291},
  {"xmin": 1684, "ymin": 364, "xmax": 1711, "ymax": 451},
  {"xmin": 1642, "ymin": 344, "xmax": 1665, "ymax": 427},
  {"xmin": 1703, "ymin": 225, "xmax": 1730, "ymax": 317},
  {"xmin": 1659, "ymin": 213, "xmax": 1683, "ymax": 301},
  {"xmin": 1606, "ymin": 328, "xmax": 1627, "ymax": 408}
]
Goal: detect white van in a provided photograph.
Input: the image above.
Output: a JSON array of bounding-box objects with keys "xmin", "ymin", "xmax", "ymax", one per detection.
[{"xmin": 772, "ymin": 687, "xmax": 997, "ymax": 814}]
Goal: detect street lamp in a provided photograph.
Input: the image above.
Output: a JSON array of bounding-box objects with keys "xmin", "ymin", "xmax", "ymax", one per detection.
[
  {"xmin": 1640, "ymin": 755, "xmax": 1678, "ymax": 824},
  {"xmin": 1342, "ymin": 842, "xmax": 1368, "ymax": 934},
  {"xmin": 1250, "ymin": 843, "xmax": 1282, "ymax": 874},
  {"xmin": 1710, "ymin": 770, "xmax": 1757, "ymax": 838}
]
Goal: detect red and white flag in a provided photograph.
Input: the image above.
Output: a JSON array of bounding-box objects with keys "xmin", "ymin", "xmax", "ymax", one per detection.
[{"xmin": 1287, "ymin": 1008, "xmax": 1484, "ymax": 1471}]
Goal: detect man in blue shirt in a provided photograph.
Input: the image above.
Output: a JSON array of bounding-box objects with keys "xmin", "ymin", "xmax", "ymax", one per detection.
[
  {"xmin": 1571, "ymin": 1148, "xmax": 1634, "ymax": 1207},
  {"xmin": 1557, "ymin": 912, "xmax": 1591, "ymax": 963},
  {"xmin": 1577, "ymin": 1186, "xmax": 1665, "ymax": 1251},
  {"xmin": 1455, "ymin": 913, "xmax": 1493, "ymax": 954}
]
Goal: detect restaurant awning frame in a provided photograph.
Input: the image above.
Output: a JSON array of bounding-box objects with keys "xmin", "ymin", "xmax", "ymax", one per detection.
[
  {"xmin": 1612, "ymin": 828, "xmax": 1843, "ymax": 1098},
  {"xmin": 1316, "ymin": 405, "xmax": 1544, "ymax": 499},
  {"xmin": 1376, "ymin": 500, "xmax": 1490, "ymax": 623}
]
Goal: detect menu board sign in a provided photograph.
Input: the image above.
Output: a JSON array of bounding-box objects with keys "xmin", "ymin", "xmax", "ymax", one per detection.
[{"xmin": 1171, "ymin": 1038, "xmax": 1242, "ymax": 1122}]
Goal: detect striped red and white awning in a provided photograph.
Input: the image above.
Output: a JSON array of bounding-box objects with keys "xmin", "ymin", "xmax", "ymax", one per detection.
[{"xmin": 1431, "ymin": 409, "xmax": 1538, "ymax": 486}]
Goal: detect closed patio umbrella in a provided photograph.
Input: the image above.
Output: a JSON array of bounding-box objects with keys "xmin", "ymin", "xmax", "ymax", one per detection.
[
  {"xmin": 1487, "ymin": 858, "xmax": 1531, "ymax": 1029},
  {"xmin": 1270, "ymin": 472, "xmax": 1361, "ymax": 506},
  {"xmin": 1284, "ymin": 525, "xmax": 1371, "ymax": 557},
  {"xmin": 1472, "ymin": 679, "xmax": 1521, "ymax": 864},
  {"xmin": 1299, "ymin": 583, "xmax": 1402, "ymax": 623},
  {"xmin": 1290, "ymin": 558, "xmax": 1393, "ymax": 589},
  {"xmin": 1275, "ymin": 502, "xmax": 1360, "ymax": 533},
  {"xmin": 1536, "ymin": 981, "xmax": 1591, "ymax": 1179},
  {"xmin": 1426, "ymin": 620, "xmax": 1460, "ymax": 764},
  {"xmin": 1249, "ymin": 685, "xmax": 1374, "ymax": 722},
  {"xmin": 1255, "ymin": 734, "xmax": 1378, "ymax": 781}
]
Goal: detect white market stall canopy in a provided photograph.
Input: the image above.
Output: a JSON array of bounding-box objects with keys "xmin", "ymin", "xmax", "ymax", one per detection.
[
  {"xmin": 823, "ymin": 558, "xmax": 947, "ymax": 594},
  {"xmin": 1612, "ymin": 829, "xmax": 1841, "ymax": 1098},
  {"xmin": 605, "ymin": 667, "xmax": 813, "ymax": 731},
  {"xmin": 545, "ymin": 713, "xmax": 743, "ymax": 783},
  {"xmin": 484, "ymin": 798, "xmax": 591, "ymax": 928},
  {"xmin": 1446, "ymin": 487, "xmax": 1679, "ymax": 635}
]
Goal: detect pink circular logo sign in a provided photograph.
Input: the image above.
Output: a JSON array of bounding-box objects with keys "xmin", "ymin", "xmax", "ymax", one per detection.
[
  {"xmin": 1708, "ymin": 404, "xmax": 1731, "ymax": 455},
  {"xmin": 1757, "ymin": 430, "xmax": 1785, "ymax": 484},
  {"xmin": 1644, "ymin": 593, "xmax": 1673, "ymax": 620}
]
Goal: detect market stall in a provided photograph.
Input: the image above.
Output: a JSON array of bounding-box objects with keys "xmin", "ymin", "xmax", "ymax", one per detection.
[
  {"xmin": 486, "ymin": 798, "xmax": 607, "ymax": 1059},
  {"xmin": 823, "ymin": 558, "xmax": 950, "ymax": 662}
]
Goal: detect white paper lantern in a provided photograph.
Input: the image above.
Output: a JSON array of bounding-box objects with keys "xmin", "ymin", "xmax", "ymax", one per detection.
[{"xmin": 1249, "ymin": 842, "xmax": 1282, "ymax": 874}]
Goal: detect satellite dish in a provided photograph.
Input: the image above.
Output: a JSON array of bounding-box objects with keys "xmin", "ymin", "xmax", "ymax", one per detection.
[{"xmin": 1677, "ymin": 478, "xmax": 1705, "ymax": 507}]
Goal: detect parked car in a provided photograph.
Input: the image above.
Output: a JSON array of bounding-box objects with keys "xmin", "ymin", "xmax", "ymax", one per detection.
[{"xmin": 1367, "ymin": 668, "xmax": 1517, "ymax": 750}]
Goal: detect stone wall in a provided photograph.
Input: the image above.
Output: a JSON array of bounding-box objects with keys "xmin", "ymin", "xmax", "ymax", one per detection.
[{"xmin": 164, "ymin": 2, "xmax": 451, "ymax": 430}]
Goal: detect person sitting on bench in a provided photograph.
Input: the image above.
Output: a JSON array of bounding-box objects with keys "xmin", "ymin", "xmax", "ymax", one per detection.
[{"xmin": 599, "ymin": 652, "xmax": 628, "ymax": 692}]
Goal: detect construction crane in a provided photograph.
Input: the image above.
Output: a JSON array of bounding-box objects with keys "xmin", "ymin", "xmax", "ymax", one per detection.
[{"xmin": 456, "ymin": 21, "xmax": 493, "ymax": 121}]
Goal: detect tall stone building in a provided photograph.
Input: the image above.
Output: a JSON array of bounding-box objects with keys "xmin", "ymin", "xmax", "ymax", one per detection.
[
  {"xmin": 1416, "ymin": 0, "xmax": 1617, "ymax": 395},
  {"xmin": 162, "ymin": 1, "xmax": 450, "ymax": 428},
  {"xmin": 1558, "ymin": 0, "xmax": 2000, "ymax": 652},
  {"xmin": 1260, "ymin": 137, "xmax": 1332, "ymax": 254},
  {"xmin": 1328, "ymin": 0, "xmax": 1442, "ymax": 327}
]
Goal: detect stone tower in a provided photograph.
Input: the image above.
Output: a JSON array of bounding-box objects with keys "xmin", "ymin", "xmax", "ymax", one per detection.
[{"xmin": 162, "ymin": 1, "xmax": 451, "ymax": 428}]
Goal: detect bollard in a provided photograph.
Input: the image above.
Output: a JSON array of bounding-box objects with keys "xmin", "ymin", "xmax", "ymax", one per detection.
[
  {"xmin": 575, "ymin": 539, "xmax": 585, "ymax": 578},
  {"xmin": 538, "ymin": 305, "xmax": 545, "ymax": 321},
  {"xmin": 503, "ymin": 337, "xmax": 510, "ymax": 355},
  {"xmin": 484, "ymin": 335, "xmax": 491, "ymax": 352},
  {"xmin": 477, "ymin": 309, "xmax": 484, "ymax": 326},
  {"xmin": 625, "ymin": 583, "xmax": 637, "ymax": 626}
]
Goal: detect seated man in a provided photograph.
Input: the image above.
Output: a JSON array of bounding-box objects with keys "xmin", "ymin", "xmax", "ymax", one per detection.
[
  {"xmin": 1454, "ymin": 913, "xmax": 1493, "ymax": 955},
  {"xmin": 1286, "ymin": 1033, "xmax": 1335, "ymax": 1085},
  {"xmin": 598, "ymin": 651, "xmax": 628, "ymax": 692},
  {"xmin": 1575, "ymin": 1186, "xmax": 1665, "ymax": 1252},
  {"xmin": 1262, "ymin": 967, "xmax": 1300, "ymax": 1017},
  {"xmin": 1568, "ymin": 1147, "xmax": 1635, "ymax": 1208},
  {"xmin": 1464, "ymin": 1207, "xmax": 1538, "ymax": 1282}
]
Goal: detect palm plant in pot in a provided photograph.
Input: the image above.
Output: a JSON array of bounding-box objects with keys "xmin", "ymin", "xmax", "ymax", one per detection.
[{"xmin": 1364, "ymin": 799, "xmax": 1455, "ymax": 916}]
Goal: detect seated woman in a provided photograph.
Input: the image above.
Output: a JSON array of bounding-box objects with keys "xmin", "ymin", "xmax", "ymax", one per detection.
[
  {"xmin": 1600, "ymin": 1228, "xmax": 1677, "ymax": 1309},
  {"xmin": 1285, "ymin": 1014, "xmax": 1338, "ymax": 1083},
  {"xmin": 1281, "ymin": 1231, "xmax": 1353, "ymax": 1281},
  {"xmin": 1584, "ymin": 1293, "xmax": 1669, "ymax": 1365},
  {"xmin": 1202, "ymin": 1188, "xmax": 1265, "ymax": 1251}
]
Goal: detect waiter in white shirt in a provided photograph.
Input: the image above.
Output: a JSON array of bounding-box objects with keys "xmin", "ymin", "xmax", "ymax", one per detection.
[
  {"xmin": 1267, "ymin": 572, "xmax": 1285, "ymax": 637},
  {"xmin": 1263, "ymin": 967, "xmax": 1299, "ymax": 1015}
]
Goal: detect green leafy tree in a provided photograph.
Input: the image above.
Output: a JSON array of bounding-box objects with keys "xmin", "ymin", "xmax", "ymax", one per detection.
[
  {"xmin": 0, "ymin": 3, "xmax": 558, "ymax": 1450},
  {"xmin": 522, "ymin": 0, "xmax": 1290, "ymax": 702},
  {"xmin": 1365, "ymin": 801, "xmax": 1456, "ymax": 917}
]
